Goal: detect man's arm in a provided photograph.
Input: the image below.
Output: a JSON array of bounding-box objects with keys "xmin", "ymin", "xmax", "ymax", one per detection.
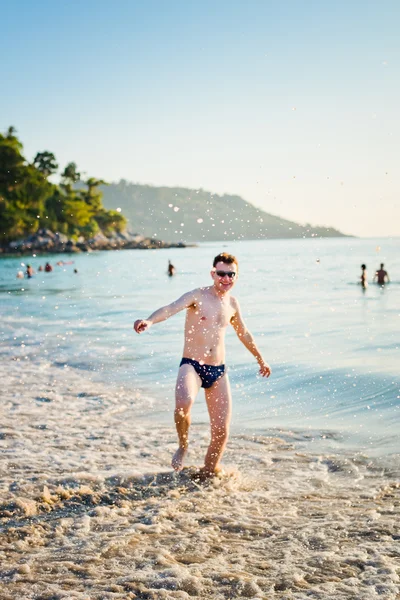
[
  {"xmin": 230, "ymin": 299, "xmax": 271, "ymax": 378},
  {"xmin": 134, "ymin": 290, "xmax": 197, "ymax": 334}
]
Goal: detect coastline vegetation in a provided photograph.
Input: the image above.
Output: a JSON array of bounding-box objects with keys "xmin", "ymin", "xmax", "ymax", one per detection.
[{"xmin": 0, "ymin": 127, "xmax": 126, "ymax": 245}]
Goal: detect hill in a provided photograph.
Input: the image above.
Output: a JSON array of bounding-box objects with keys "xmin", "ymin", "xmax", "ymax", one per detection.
[{"xmin": 101, "ymin": 180, "xmax": 348, "ymax": 243}]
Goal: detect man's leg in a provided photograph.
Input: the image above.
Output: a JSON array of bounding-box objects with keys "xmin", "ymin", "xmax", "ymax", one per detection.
[
  {"xmin": 172, "ymin": 363, "xmax": 201, "ymax": 471},
  {"xmin": 202, "ymin": 374, "xmax": 232, "ymax": 477}
]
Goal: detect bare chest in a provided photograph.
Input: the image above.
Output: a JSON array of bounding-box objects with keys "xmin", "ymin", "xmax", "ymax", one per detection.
[{"xmin": 188, "ymin": 298, "xmax": 234, "ymax": 330}]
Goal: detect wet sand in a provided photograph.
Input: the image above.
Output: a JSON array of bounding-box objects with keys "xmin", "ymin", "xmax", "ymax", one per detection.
[{"xmin": 1, "ymin": 362, "xmax": 399, "ymax": 599}]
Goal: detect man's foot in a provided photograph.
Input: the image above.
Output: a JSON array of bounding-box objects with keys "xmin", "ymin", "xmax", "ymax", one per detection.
[
  {"xmin": 171, "ymin": 446, "xmax": 188, "ymax": 471},
  {"xmin": 191, "ymin": 466, "xmax": 223, "ymax": 482}
]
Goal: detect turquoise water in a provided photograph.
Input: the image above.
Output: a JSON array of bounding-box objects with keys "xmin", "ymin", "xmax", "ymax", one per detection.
[{"xmin": 1, "ymin": 237, "xmax": 399, "ymax": 455}]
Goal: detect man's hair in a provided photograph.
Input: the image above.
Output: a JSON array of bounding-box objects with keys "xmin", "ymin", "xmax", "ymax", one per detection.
[
  {"xmin": 213, "ymin": 253, "xmax": 238, "ymax": 271},
  {"xmin": 381, "ymin": 263, "xmax": 384, "ymax": 268}
]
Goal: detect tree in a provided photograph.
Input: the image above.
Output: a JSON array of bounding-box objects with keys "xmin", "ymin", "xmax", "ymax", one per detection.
[
  {"xmin": 6, "ymin": 126, "xmax": 18, "ymax": 139},
  {"xmin": 61, "ymin": 162, "xmax": 81, "ymax": 192},
  {"xmin": 0, "ymin": 132, "xmax": 25, "ymax": 191},
  {"xmin": 80, "ymin": 177, "xmax": 107, "ymax": 212},
  {"xmin": 85, "ymin": 177, "xmax": 106, "ymax": 195},
  {"xmin": 95, "ymin": 209, "xmax": 127, "ymax": 234},
  {"xmin": 63, "ymin": 197, "xmax": 94, "ymax": 229},
  {"xmin": 1, "ymin": 128, "xmax": 127, "ymax": 244},
  {"xmin": 33, "ymin": 151, "xmax": 58, "ymax": 178}
]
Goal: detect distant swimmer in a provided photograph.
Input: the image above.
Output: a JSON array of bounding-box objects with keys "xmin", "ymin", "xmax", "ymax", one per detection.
[
  {"xmin": 134, "ymin": 253, "xmax": 271, "ymax": 480},
  {"xmin": 168, "ymin": 260, "xmax": 176, "ymax": 277},
  {"xmin": 57, "ymin": 260, "xmax": 73, "ymax": 267},
  {"xmin": 44, "ymin": 262, "xmax": 53, "ymax": 272},
  {"xmin": 360, "ymin": 264, "xmax": 367, "ymax": 289},
  {"xmin": 16, "ymin": 270, "xmax": 24, "ymax": 279},
  {"xmin": 38, "ymin": 265, "xmax": 44, "ymax": 272},
  {"xmin": 374, "ymin": 263, "xmax": 390, "ymax": 286},
  {"xmin": 26, "ymin": 264, "xmax": 34, "ymax": 278}
]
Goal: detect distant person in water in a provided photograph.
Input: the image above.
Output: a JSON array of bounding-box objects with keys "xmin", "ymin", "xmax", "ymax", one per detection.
[
  {"xmin": 16, "ymin": 270, "xmax": 24, "ymax": 279},
  {"xmin": 360, "ymin": 264, "xmax": 368, "ymax": 289},
  {"xmin": 44, "ymin": 262, "xmax": 53, "ymax": 272},
  {"xmin": 374, "ymin": 263, "xmax": 390, "ymax": 286},
  {"xmin": 26, "ymin": 264, "xmax": 34, "ymax": 278},
  {"xmin": 134, "ymin": 253, "xmax": 271, "ymax": 480},
  {"xmin": 168, "ymin": 260, "xmax": 176, "ymax": 277},
  {"xmin": 38, "ymin": 265, "xmax": 44, "ymax": 272}
]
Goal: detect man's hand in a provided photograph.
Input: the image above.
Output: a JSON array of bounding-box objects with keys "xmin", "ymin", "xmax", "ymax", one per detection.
[
  {"xmin": 134, "ymin": 319, "xmax": 152, "ymax": 334},
  {"xmin": 258, "ymin": 361, "xmax": 271, "ymax": 378}
]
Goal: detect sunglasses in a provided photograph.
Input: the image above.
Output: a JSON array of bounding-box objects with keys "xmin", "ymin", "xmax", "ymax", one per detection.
[{"xmin": 215, "ymin": 270, "xmax": 236, "ymax": 279}]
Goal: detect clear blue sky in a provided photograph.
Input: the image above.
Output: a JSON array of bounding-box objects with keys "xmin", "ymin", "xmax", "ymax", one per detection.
[{"xmin": 1, "ymin": 0, "xmax": 399, "ymax": 236}]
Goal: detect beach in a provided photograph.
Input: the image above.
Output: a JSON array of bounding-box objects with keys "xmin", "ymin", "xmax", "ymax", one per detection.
[
  {"xmin": 1, "ymin": 238, "xmax": 400, "ymax": 598},
  {"xmin": 1, "ymin": 359, "xmax": 399, "ymax": 599}
]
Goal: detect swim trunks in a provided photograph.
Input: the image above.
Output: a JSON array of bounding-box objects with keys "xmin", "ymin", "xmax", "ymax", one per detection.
[{"xmin": 180, "ymin": 358, "xmax": 225, "ymax": 388}]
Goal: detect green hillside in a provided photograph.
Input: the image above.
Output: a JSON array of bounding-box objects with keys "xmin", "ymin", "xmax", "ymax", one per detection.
[{"xmin": 101, "ymin": 180, "xmax": 348, "ymax": 243}]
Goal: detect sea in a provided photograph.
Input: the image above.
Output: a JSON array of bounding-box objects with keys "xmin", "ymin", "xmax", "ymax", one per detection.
[{"xmin": 1, "ymin": 237, "xmax": 399, "ymax": 599}]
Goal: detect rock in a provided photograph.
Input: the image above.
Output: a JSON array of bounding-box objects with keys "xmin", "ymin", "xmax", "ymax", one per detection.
[
  {"xmin": 54, "ymin": 232, "xmax": 68, "ymax": 244},
  {"xmin": 89, "ymin": 231, "xmax": 108, "ymax": 244},
  {"xmin": 37, "ymin": 228, "xmax": 56, "ymax": 239},
  {"xmin": 9, "ymin": 240, "xmax": 22, "ymax": 249},
  {"xmin": 3, "ymin": 227, "xmax": 190, "ymax": 256}
]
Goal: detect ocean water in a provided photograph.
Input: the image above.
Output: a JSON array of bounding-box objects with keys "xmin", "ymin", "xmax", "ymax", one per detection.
[
  {"xmin": 1, "ymin": 237, "xmax": 400, "ymax": 599},
  {"xmin": 1, "ymin": 237, "xmax": 399, "ymax": 454}
]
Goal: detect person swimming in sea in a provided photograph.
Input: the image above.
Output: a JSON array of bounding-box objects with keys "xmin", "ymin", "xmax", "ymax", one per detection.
[
  {"xmin": 134, "ymin": 252, "xmax": 271, "ymax": 480},
  {"xmin": 360, "ymin": 264, "xmax": 368, "ymax": 289},
  {"xmin": 168, "ymin": 260, "xmax": 176, "ymax": 277},
  {"xmin": 373, "ymin": 263, "xmax": 390, "ymax": 286}
]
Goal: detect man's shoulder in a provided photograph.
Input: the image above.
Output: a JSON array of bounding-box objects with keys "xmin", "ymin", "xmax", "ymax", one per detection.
[
  {"xmin": 191, "ymin": 286, "xmax": 210, "ymax": 296},
  {"xmin": 183, "ymin": 286, "xmax": 208, "ymax": 302},
  {"xmin": 230, "ymin": 294, "xmax": 240, "ymax": 308}
]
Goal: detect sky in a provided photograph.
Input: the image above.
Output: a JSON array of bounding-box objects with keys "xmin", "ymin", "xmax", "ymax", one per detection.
[{"xmin": 1, "ymin": 0, "xmax": 399, "ymax": 237}]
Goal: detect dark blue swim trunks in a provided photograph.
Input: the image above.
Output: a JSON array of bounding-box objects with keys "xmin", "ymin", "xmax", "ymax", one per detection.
[{"xmin": 180, "ymin": 358, "xmax": 225, "ymax": 388}]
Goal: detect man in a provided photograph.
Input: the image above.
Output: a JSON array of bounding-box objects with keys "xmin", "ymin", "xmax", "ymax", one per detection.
[
  {"xmin": 134, "ymin": 253, "xmax": 271, "ymax": 480},
  {"xmin": 26, "ymin": 264, "xmax": 34, "ymax": 278},
  {"xmin": 374, "ymin": 263, "xmax": 390, "ymax": 286},
  {"xmin": 167, "ymin": 260, "xmax": 176, "ymax": 277},
  {"xmin": 360, "ymin": 264, "xmax": 368, "ymax": 289}
]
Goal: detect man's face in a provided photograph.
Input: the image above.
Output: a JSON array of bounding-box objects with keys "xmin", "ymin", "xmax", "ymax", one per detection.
[{"xmin": 211, "ymin": 261, "xmax": 238, "ymax": 292}]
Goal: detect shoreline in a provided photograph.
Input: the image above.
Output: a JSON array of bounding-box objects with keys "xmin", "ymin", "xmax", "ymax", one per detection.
[
  {"xmin": 0, "ymin": 227, "xmax": 193, "ymax": 258},
  {"xmin": 0, "ymin": 240, "xmax": 192, "ymax": 258}
]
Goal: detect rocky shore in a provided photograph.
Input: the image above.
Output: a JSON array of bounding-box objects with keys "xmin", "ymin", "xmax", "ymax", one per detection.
[{"xmin": 0, "ymin": 228, "xmax": 188, "ymax": 256}]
